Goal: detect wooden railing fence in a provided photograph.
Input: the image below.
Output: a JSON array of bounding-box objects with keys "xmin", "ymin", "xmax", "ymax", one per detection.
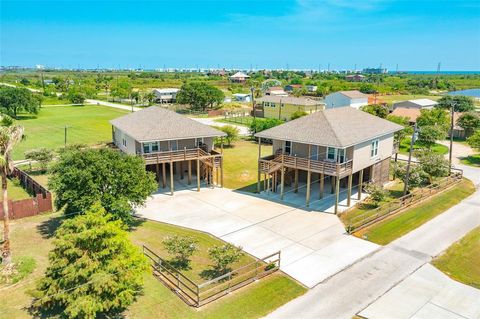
[{"xmin": 143, "ymin": 245, "xmax": 280, "ymax": 307}]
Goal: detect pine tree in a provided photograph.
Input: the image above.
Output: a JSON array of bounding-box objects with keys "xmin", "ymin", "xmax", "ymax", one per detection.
[{"xmin": 34, "ymin": 205, "xmax": 148, "ymax": 318}]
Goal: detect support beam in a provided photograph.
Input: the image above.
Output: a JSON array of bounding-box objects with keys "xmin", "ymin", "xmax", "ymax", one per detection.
[
  {"xmin": 188, "ymin": 160, "xmax": 192, "ymax": 184},
  {"xmin": 319, "ymin": 173, "xmax": 324, "ymax": 199},
  {"xmin": 169, "ymin": 162, "xmax": 174, "ymax": 196},
  {"xmin": 196, "ymin": 159, "xmax": 200, "ymax": 192},
  {"xmin": 334, "ymin": 171, "xmax": 340, "ymax": 215},
  {"xmin": 306, "ymin": 144, "xmax": 311, "ymax": 207},
  {"xmin": 257, "ymin": 137, "xmax": 262, "ymax": 193},
  {"xmin": 347, "ymin": 173, "xmax": 353, "ymax": 206},
  {"xmin": 220, "ymin": 158, "xmax": 224, "ymax": 187},
  {"xmin": 155, "ymin": 163, "xmax": 160, "ymax": 182},
  {"xmin": 294, "ymin": 169, "xmax": 298, "ymax": 193},
  {"xmin": 358, "ymin": 169, "xmax": 364, "ymax": 200},
  {"xmin": 331, "ymin": 176, "xmax": 335, "ymax": 194},
  {"xmin": 162, "ymin": 163, "xmax": 166, "ymax": 188},
  {"xmin": 280, "ymin": 156, "xmax": 285, "ymax": 200}
]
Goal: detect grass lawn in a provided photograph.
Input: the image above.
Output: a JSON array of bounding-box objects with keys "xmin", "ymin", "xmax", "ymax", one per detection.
[
  {"xmin": 339, "ymin": 180, "xmax": 404, "ymax": 226},
  {"xmin": 432, "ymin": 227, "xmax": 480, "ymax": 289},
  {"xmin": 2, "ymin": 179, "xmax": 31, "ymax": 201},
  {"xmin": 398, "ymin": 138, "xmax": 449, "ymax": 156},
  {"xmin": 354, "ymin": 178, "xmax": 475, "ymax": 245},
  {"xmin": 460, "ymin": 154, "xmax": 480, "ymax": 167},
  {"xmin": 0, "ymin": 213, "xmax": 305, "ymax": 319},
  {"xmin": 216, "ymin": 116, "xmax": 253, "ymax": 127},
  {"xmin": 222, "ymin": 139, "xmax": 271, "ymax": 192},
  {"xmin": 13, "ymin": 104, "xmax": 128, "ymax": 159},
  {"xmin": 377, "ymin": 94, "xmax": 441, "ymax": 105},
  {"xmin": 40, "ymin": 96, "xmax": 69, "ymax": 105}
]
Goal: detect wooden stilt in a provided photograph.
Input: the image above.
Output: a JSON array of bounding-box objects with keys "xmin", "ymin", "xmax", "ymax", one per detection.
[
  {"xmin": 196, "ymin": 159, "xmax": 200, "ymax": 192},
  {"xmin": 162, "ymin": 163, "xmax": 166, "ymax": 188},
  {"xmin": 331, "ymin": 176, "xmax": 335, "ymax": 194},
  {"xmin": 334, "ymin": 171, "xmax": 340, "ymax": 214},
  {"xmin": 169, "ymin": 162, "xmax": 174, "ymax": 195},
  {"xmin": 264, "ymin": 173, "xmax": 267, "ymax": 191},
  {"xmin": 188, "ymin": 160, "xmax": 192, "ymax": 184},
  {"xmin": 280, "ymin": 156, "xmax": 285, "ymax": 200},
  {"xmin": 216, "ymin": 167, "xmax": 219, "ymax": 186},
  {"xmin": 155, "ymin": 163, "xmax": 160, "ymax": 182},
  {"xmin": 257, "ymin": 137, "xmax": 262, "ymax": 193},
  {"xmin": 306, "ymin": 145, "xmax": 311, "ymax": 207},
  {"xmin": 320, "ymin": 173, "xmax": 324, "ymax": 199},
  {"xmin": 220, "ymin": 159, "xmax": 224, "ymax": 187},
  {"xmin": 347, "ymin": 173, "xmax": 353, "ymax": 206},
  {"xmin": 180, "ymin": 161, "xmax": 184, "ymax": 180},
  {"xmin": 267, "ymin": 174, "xmax": 270, "ymax": 193},
  {"xmin": 358, "ymin": 169, "xmax": 364, "ymax": 200},
  {"xmin": 294, "ymin": 169, "xmax": 298, "ymax": 193}
]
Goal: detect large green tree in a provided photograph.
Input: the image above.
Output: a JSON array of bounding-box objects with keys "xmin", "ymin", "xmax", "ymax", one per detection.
[
  {"xmin": 416, "ymin": 108, "xmax": 450, "ymax": 131},
  {"xmin": 34, "ymin": 205, "xmax": 148, "ymax": 319},
  {"xmin": 457, "ymin": 112, "xmax": 480, "ymax": 137},
  {"xmin": 110, "ymin": 80, "xmax": 132, "ymax": 102},
  {"xmin": 0, "ymin": 86, "xmax": 39, "ymax": 117},
  {"xmin": 386, "ymin": 114, "xmax": 412, "ymax": 142},
  {"xmin": 176, "ymin": 82, "xmax": 225, "ymax": 111},
  {"xmin": 436, "ymin": 95, "xmax": 475, "ymax": 112},
  {"xmin": 415, "ymin": 149, "xmax": 450, "ymax": 183},
  {"xmin": 467, "ymin": 130, "xmax": 480, "ymax": 150},
  {"xmin": 48, "ymin": 148, "xmax": 157, "ymax": 223},
  {"xmin": 361, "ymin": 104, "xmax": 389, "ymax": 118}
]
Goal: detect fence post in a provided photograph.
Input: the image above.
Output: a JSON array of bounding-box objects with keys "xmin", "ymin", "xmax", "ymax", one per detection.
[{"xmin": 196, "ymin": 285, "xmax": 200, "ymax": 307}]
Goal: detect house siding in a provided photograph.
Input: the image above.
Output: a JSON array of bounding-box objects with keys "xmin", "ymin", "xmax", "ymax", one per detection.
[
  {"xmin": 352, "ymin": 133, "xmax": 394, "ymax": 173},
  {"xmin": 113, "ymin": 127, "xmax": 137, "ymax": 155},
  {"xmin": 325, "ymin": 92, "xmax": 368, "ymax": 109}
]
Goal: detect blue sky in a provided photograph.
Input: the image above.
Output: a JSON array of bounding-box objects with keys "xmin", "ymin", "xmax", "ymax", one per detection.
[{"xmin": 1, "ymin": 0, "xmax": 479, "ymax": 70}]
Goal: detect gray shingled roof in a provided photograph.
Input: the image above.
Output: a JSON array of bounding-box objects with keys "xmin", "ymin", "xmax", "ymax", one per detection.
[
  {"xmin": 110, "ymin": 107, "xmax": 226, "ymax": 142},
  {"xmin": 255, "ymin": 107, "xmax": 403, "ymax": 148},
  {"xmin": 256, "ymin": 95, "xmax": 323, "ymax": 106},
  {"xmin": 338, "ymin": 90, "xmax": 369, "ymax": 99}
]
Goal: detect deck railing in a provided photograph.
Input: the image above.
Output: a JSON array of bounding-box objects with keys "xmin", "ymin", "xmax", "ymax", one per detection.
[
  {"xmin": 259, "ymin": 153, "xmax": 353, "ymax": 177},
  {"xmin": 140, "ymin": 147, "xmax": 222, "ymax": 166}
]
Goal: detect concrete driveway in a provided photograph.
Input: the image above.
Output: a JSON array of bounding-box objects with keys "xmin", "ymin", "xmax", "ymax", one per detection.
[
  {"xmin": 136, "ymin": 186, "xmax": 378, "ymax": 288},
  {"xmin": 191, "ymin": 116, "xmax": 250, "ymax": 136}
]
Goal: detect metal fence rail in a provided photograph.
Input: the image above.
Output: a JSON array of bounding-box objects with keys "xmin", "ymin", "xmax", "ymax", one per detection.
[
  {"xmin": 345, "ymin": 171, "xmax": 463, "ymax": 233},
  {"xmin": 143, "ymin": 245, "xmax": 281, "ymax": 307}
]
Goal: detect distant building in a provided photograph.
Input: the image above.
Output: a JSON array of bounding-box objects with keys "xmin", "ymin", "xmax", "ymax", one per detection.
[
  {"xmin": 284, "ymin": 84, "xmax": 303, "ymax": 92},
  {"xmin": 306, "ymin": 85, "xmax": 318, "ymax": 92},
  {"xmin": 233, "ymin": 93, "xmax": 251, "ymax": 103},
  {"xmin": 255, "ymin": 95, "xmax": 324, "ymax": 120},
  {"xmin": 153, "ymin": 88, "xmax": 180, "ymax": 103},
  {"xmin": 43, "ymin": 79, "xmax": 54, "ymax": 85},
  {"xmin": 392, "ymin": 99, "xmax": 438, "ymax": 110},
  {"xmin": 363, "ymin": 68, "xmax": 388, "ymax": 74},
  {"xmin": 265, "ymin": 86, "xmax": 288, "ymax": 97},
  {"xmin": 345, "ymin": 74, "xmax": 366, "ymax": 82},
  {"xmin": 325, "ymin": 90, "xmax": 369, "ymax": 109},
  {"xmin": 229, "ymin": 72, "xmax": 250, "ymax": 83}
]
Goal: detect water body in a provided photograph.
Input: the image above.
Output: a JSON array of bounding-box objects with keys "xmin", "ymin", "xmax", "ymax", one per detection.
[
  {"xmin": 406, "ymin": 71, "xmax": 480, "ymax": 75},
  {"xmin": 447, "ymin": 88, "xmax": 480, "ymax": 98}
]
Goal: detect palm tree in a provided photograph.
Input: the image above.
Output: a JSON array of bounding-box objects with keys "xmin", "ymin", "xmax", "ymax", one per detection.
[{"xmin": 0, "ymin": 122, "xmax": 24, "ymax": 267}]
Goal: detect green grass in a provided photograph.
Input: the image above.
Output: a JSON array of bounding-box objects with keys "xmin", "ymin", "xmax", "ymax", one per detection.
[
  {"xmin": 398, "ymin": 138, "xmax": 449, "ymax": 156},
  {"xmin": 0, "ymin": 256, "xmax": 36, "ymax": 286},
  {"xmin": 40, "ymin": 96, "xmax": 69, "ymax": 105},
  {"xmin": 355, "ymin": 178, "xmax": 475, "ymax": 245},
  {"xmin": 460, "ymin": 154, "xmax": 480, "ymax": 167},
  {"xmin": 377, "ymin": 94, "xmax": 441, "ymax": 105},
  {"xmin": 432, "ymin": 227, "xmax": 480, "ymax": 289},
  {"xmin": 222, "ymin": 139, "xmax": 271, "ymax": 192},
  {"xmin": 2, "ymin": 179, "xmax": 32, "ymax": 201},
  {"xmin": 13, "ymin": 104, "xmax": 128, "ymax": 160},
  {"xmin": 0, "ymin": 213, "xmax": 305, "ymax": 319}
]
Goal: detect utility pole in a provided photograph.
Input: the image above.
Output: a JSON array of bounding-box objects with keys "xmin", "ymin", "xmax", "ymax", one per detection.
[
  {"xmin": 448, "ymin": 102, "xmax": 456, "ymax": 174},
  {"xmin": 250, "ymin": 86, "xmax": 256, "ymax": 122},
  {"xmin": 64, "ymin": 125, "xmax": 68, "ymax": 147},
  {"xmin": 278, "ymin": 99, "xmax": 282, "ymax": 120},
  {"xmin": 403, "ymin": 123, "xmax": 418, "ymax": 196}
]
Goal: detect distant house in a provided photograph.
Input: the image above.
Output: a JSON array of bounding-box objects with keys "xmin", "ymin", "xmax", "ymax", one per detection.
[
  {"xmin": 233, "ymin": 93, "xmax": 251, "ymax": 103},
  {"xmin": 345, "ymin": 74, "xmax": 366, "ymax": 82},
  {"xmin": 153, "ymin": 88, "xmax": 180, "ymax": 103},
  {"xmin": 284, "ymin": 84, "xmax": 303, "ymax": 92},
  {"xmin": 325, "ymin": 90, "xmax": 369, "ymax": 109},
  {"xmin": 392, "ymin": 99, "xmax": 438, "ymax": 110},
  {"xmin": 390, "ymin": 108, "xmax": 422, "ymax": 125},
  {"xmin": 255, "ymin": 95, "xmax": 324, "ymax": 120},
  {"xmin": 43, "ymin": 79, "xmax": 54, "ymax": 85},
  {"xmin": 229, "ymin": 72, "xmax": 250, "ymax": 83},
  {"xmin": 306, "ymin": 85, "xmax": 318, "ymax": 92},
  {"xmin": 363, "ymin": 68, "xmax": 388, "ymax": 74},
  {"xmin": 265, "ymin": 86, "xmax": 288, "ymax": 97},
  {"xmin": 110, "ymin": 107, "xmax": 226, "ymax": 194}
]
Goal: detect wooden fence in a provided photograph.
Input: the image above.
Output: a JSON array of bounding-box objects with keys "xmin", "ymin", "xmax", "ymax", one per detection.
[
  {"xmin": 0, "ymin": 167, "xmax": 53, "ymax": 220},
  {"xmin": 345, "ymin": 170, "xmax": 463, "ymax": 233},
  {"xmin": 143, "ymin": 245, "xmax": 281, "ymax": 307}
]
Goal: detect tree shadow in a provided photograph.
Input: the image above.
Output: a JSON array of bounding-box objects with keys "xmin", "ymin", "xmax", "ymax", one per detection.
[
  {"xmin": 36, "ymin": 215, "xmax": 63, "ymax": 239},
  {"xmin": 199, "ymin": 267, "xmax": 233, "ymax": 281},
  {"xmin": 167, "ymin": 259, "xmax": 192, "ymax": 272},
  {"xmin": 128, "ymin": 216, "xmax": 146, "ymax": 231}
]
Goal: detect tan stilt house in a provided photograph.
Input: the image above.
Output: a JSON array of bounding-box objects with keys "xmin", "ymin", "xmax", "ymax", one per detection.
[
  {"xmin": 255, "ymin": 107, "xmax": 403, "ymax": 214},
  {"xmin": 110, "ymin": 107, "xmax": 227, "ymax": 194}
]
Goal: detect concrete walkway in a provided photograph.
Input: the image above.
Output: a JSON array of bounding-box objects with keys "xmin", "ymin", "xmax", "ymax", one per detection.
[
  {"xmin": 136, "ymin": 177, "xmax": 378, "ymax": 288},
  {"xmin": 267, "ymin": 163, "xmax": 480, "ymax": 319},
  {"xmin": 85, "ymin": 99, "xmax": 140, "ymax": 111},
  {"xmin": 191, "ymin": 116, "xmax": 250, "ymax": 136}
]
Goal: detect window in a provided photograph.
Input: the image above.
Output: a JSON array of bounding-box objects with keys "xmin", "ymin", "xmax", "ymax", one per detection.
[
  {"xmin": 195, "ymin": 138, "xmax": 204, "ymax": 147},
  {"xmin": 170, "ymin": 140, "xmax": 178, "ymax": 151},
  {"xmin": 371, "ymin": 139, "xmax": 379, "ymax": 157},
  {"xmin": 122, "ymin": 138, "xmax": 127, "ymax": 147},
  {"xmin": 143, "ymin": 142, "xmax": 159, "ymax": 154},
  {"xmin": 284, "ymin": 141, "xmax": 292, "ymax": 155},
  {"xmin": 327, "ymin": 147, "xmax": 346, "ymax": 163},
  {"xmin": 151, "ymin": 142, "xmax": 159, "ymax": 152},
  {"xmin": 327, "ymin": 147, "xmax": 336, "ymax": 160},
  {"xmin": 271, "ymin": 103, "xmax": 276, "ymax": 107},
  {"xmin": 143, "ymin": 143, "xmax": 150, "ymax": 154}
]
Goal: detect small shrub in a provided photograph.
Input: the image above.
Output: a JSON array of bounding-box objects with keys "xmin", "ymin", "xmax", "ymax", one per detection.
[
  {"xmin": 25, "ymin": 148, "xmax": 55, "ymax": 172},
  {"xmin": 11, "ymin": 177, "xmax": 21, "ymax": 187},
  {"xmin": 162, "ymin": 235, "xmax": 198, "ymax": 269},
  {"xmin": 208, "ymin": 243, "xmax": 244, "ymax": 275},
  {"xmin": 290, "ymin": 110, "xmax": 307, "ymax": 120},
  {"xmin": 0, "ymin": 256, "xmax": 36, "ymax": 285},
  {"xmin": 363, "ymin": 182, "xmax": 389, "ymax": 207}
]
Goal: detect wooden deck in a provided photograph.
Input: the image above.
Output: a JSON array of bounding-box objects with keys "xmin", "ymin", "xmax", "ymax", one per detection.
[
  {"xmin": 141, "ymin": 148, "xmax": 222, "ymax": 167},
  {"xmin": 259, "ymin": 154, "xmax": 353, "ymax": 178}
]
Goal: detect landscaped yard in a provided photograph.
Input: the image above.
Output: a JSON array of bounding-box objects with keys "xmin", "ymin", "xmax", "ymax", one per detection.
[
  {"xmin": 12, "ymin": 104, "xmax": 128, "ymax": 159},
  {"xmin": 432, "ymin": 226, "xmax": 480, "ymax": 289},
  {"xmin": 221, "ymin": 139, "xmax": 271, "ymax": 192},
  {"xmin": 398, "ymin": 138, "xmax": 449, "ymax": 156},
  {"xmin": 0, "ymin": 213, "xmax": 306, "ymax": 319},
  {"xmin": 2, "ymin": 179, "xmax": 31, "ymax": 201},
  {"xmin": 354, "ymin": 178, "xmax": 475, "ymax": 245},
  {"xmin": 460, "ymin": 154, "xmax": 480, "ymax": 167}
]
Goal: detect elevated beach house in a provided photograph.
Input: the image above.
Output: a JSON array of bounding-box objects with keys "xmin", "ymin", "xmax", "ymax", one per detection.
[
  {"xmin": 110, "ymin": 107, "xmax": 226, "ymax": 194},
  {"xmin": 255, "ymin": 107, "xmax": 403, "ymax": 214}
]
